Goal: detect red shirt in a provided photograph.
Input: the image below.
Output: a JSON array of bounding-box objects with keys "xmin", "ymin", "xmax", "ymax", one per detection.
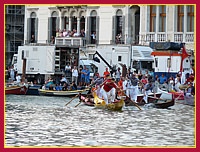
[
  {"xmin": 102, "ymin": 79, "xmax": 118, "ymax": 92},
  {"xmin": 103, "ymin": 71, "xmax": 110, "ymax": 78}
]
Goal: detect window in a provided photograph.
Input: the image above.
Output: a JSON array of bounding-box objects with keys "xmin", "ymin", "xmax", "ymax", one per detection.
[
  {"xmin": 118, "ymin": 56, "xmax": 122, "ymax": 62},
  {"xmin": 150, "ymin": 5, "xmax": 156, "ymax": 32},
  {"xmin": 167, "ymin": 58, "xmax": 171, "ymax": 68},
  {"xmin": 64, "ymin": 17, "xmax": 69, "ymax": 30},
  {"xmin": 177, "ymin": 5, "xmax": 184, "ymax": 32},
  {"xmin": 159, "ymin": 6, "xmax": 166, "ymax": 32},
  {"xmin": 51, "ymin": 11, "xmax": 59, "ymax": 38},
  {"xmin": 52, "ymin": 17, "xmax": 57, "ymax": 37},
  {"xmin": 71, "ymin": 16, "xmax": 77, "ymax": 30},
  {"xmin": 155, "ymin": 58, "xmax": 158, "ymax": 67},
  {"xmin": 88, "ymin": 10, "xmax": 98, "ymax": 44},
  {"xmin": 187, "ymin": 5, "xmax": 194, "ymax": 32},
  {"xmin": 80, "ymin": 16, "xmax": 85, "ymax": 30},
  {"xmin": 116, "ymin": 10, "xmax": 123, "ymax": 35}
]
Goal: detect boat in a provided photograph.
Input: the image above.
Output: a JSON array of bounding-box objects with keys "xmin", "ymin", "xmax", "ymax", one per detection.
[
  {"xmin": 147, "ymin": 92, "xmax": 162, "ymax": 103},
  {"xmin": 157, "ymin": 87, "xmax": 173, "ymax": 100},
  {"xmin": 38, "ymin": 88, "xmax": 89, "ymax": 97},
  {"xmin": 124, "ymin": 94, "xmax": 145, "ymax": 106},
  {"xmin": 26, "ymin": 84, "xmax": 42, "ymax": 95},
  {"xmin": 154, "ymin": 99, "xmax": 175, "ymax": 108},
  {"xmin": 93, "ymin": 92, "xmax": 124, "ymax": 111},
  {"xmin": 5, "ymin": 85, "xmax": 28, "ymax": 95},
  {"xmin": 124, "ymin": 92, "xmax": 161, "ymax": 106},
  {"xmin": 79, "ymin": 93, "xmax": 95, "ymax": 106},
  {"xmin": 169, "ymin": 91, "xmax": 184, "ymax": 100}
]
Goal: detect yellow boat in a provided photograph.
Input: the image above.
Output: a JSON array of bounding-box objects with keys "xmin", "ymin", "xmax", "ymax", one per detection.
[{"xmin": 93, "ymin": 92, "xmax": 124, "ymax": 111}]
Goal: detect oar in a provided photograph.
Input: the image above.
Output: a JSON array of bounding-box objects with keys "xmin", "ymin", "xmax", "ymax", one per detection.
[
  {"xmin": 65, "ymin": 94, "xmax": 79, "ymax": 106},
  {"xmin": 120, "ymin": 90, "xmax": 142, "ymax": 110},
  {"xmin": 75, "ymin": 101, "xmax": 82, "ymax": 107}
]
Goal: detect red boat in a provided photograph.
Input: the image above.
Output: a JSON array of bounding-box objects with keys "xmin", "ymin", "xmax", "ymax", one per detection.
[{"xmin": 5, "ymin": 85, "xmax": 28, "ymax": 95}]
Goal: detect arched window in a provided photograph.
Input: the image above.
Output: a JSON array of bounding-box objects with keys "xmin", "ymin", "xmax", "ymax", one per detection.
[
  {"xmin": 112, "ymin": 9, "xmax": 125, "ymax": 44},
  {"xmin": 116, "ymin": 9, "xmax": 123, "ymax": 36},
  {"xmin": 87, "ymin": 10, "xmax": 99, "ymax": 44},
  {"xmin": 80, "ymin": 16, "xmax": 85, "ymax": 30},
  {"xmin": 30, "ymin": 12, "xmax": 36, "ymax": 37},
  {"xmin": 27, "ymin": 12, "xmax": 38, "ymax": 43},
  {"xmin": 48, "ymin": 11, "xmax": 59, "ymax": 42},
  {"xmin": 63, "ymin": 11, "xmax": 69, "ymax": 30},
  {"xmin": 70, "ymin": 11, "xmax": 77, "ymax": 30}
]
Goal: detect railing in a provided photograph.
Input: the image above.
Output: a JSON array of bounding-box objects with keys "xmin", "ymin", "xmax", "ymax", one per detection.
[
  {"xmin": 55, "ymin": 37, "xmax": 86, "ymax": 46},
  {"xmin": 140, "ymin": 32, "xmax": 194, "ymax": 44}
]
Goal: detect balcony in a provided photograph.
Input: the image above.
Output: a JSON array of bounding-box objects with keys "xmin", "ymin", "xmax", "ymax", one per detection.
[
  {"xmin": 140, "ymin": 32, "xmax": 194, "ymax": 45},
  {"xmin": 55, "ymin": 37, "xmax": 86, "ymax": 47}
]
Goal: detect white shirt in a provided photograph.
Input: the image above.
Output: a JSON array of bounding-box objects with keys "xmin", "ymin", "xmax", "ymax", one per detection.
[
  {"xmin": 16, "ymin": 75, "xmax": 21, "ymax": 83},
  {"xmin": 65, "ymin": 65, "xmax": 71, "ymax": 70},
  {"xmin": 122, "ymin": 80, "xmax": 127, "ymax": 91},
  {"xmin": 72, "ymin": 69, "xmax": 78, "ymax": 77},
  {"xmin": 115, "ymin": 70, "xmax": 121, "ymax": 79}
]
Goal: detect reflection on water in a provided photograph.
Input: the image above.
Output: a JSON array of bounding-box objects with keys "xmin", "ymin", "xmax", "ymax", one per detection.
[{"xmin": 5, "ymin": 95, "xmax": 195, "ymax": 147}]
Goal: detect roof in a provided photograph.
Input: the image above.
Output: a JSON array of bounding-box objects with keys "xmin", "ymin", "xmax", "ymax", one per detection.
[{"xmin": 132, "ymin": 46, "xmax": 153, "ymax": 61}]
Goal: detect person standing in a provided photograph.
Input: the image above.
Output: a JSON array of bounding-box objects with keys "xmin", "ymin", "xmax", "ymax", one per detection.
[
  {"xmin": 99, "ymin": 75, "xmax": 119, "ymax": 104},
  {"xmin": 9, "ymin": 65, "xmax": 15, "ymax": 81},
  {"xmin": 71, "ymin": 66, "xmax": 78, "ymax": 85},
  {"xmin": 65, "ymin": 63, "xmax": 71, "ymax": 77},
  {"xmin": 129, "ymin": 74, "xmax": 140, "ymax": 103},
  {"xmin": 92, "ymin": 72, "xmax": 104, "ymax": 97},
  {"xmin": 115, "ymin": 67, "xmax": 121, "ymax": 84},
  {"xmin": 103, "ymin": 67, "xmax": 110, "ymax": 78},
  {"xmin": 85, "ymin": 68, "xmax": 90, "ymax": 86},
  {"xmin": 91, "ymin": 31, "xmax": 96, "ymax": 44},
  {"xmin": 81, "ymin": 66, "xmax": 87, "ymax": 86},
  {"xmin": 143, "ymin": 80, "xmax": 152, "ymax": 103}
]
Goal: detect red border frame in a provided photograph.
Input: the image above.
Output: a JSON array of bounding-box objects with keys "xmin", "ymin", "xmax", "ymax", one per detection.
[{"xmin": 1, "ymin": 1, "xmax": 198, "ymax": 152}]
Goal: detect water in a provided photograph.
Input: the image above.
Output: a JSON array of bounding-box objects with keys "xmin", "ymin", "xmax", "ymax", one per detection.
[{"xmin": 5, "ymin": 95, "xmax": 195, "ymax": 147}]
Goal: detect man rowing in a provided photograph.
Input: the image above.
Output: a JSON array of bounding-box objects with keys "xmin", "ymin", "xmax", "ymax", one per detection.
[{"xmin": 99, "ymin": 74, "xmax": 120, "ymax": 104}]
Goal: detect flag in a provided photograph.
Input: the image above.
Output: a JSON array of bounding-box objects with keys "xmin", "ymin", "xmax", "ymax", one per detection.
[{"xmin": 180, "ymin": 44, "xmax": 189, "ymax": 72}]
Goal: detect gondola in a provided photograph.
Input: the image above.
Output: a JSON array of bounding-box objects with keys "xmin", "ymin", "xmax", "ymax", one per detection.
[
  {"xmin": 84, "ymin": 92, "xmax": 124, "ymax": 111},
  {"xmin": 38, "ymin": 88, "xmax": 89, "ymax": 97},
  {"xmin": 154, "ymin": 99, "xmax": 175, "ymax": 109}
]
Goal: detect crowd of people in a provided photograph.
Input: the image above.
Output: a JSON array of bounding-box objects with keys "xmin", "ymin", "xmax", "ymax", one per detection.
[
  {"xmin": 88, "ymin": 67, "xmax": 195, "ymax": 105},
  {"xmin": 6, "ymin": 61, "xmax": 195, "ymax": 104}
]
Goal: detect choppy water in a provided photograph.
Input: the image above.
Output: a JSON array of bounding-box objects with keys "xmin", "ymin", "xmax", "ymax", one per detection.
[{"xmin": 5, "ymin": 95, "xmax": 195, "ymax": 147}]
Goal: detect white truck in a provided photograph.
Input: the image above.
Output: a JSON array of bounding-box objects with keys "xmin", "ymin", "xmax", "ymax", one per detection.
[{"xmin": 15, "ymin": 44, "xmax": 80, "ymax": 84}]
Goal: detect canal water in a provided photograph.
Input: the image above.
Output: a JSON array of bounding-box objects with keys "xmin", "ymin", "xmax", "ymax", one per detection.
[{"xmin": 5, "ymin": 95, "xmax": 195, "ymax": 147}]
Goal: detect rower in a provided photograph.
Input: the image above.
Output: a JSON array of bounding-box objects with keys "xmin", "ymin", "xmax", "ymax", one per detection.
[{"xmin": 99, "ymin": 74, "xmax": 120, "ymax": 104}]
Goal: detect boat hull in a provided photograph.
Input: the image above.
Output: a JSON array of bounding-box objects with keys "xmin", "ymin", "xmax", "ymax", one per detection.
[
  {"xmin": 26, "ymin": 85, "xmax": 42, "ymax": 95},
  {"xmin": 154, "ymin": 99, "xmax": 175, "ymax": 108},
  {"xmin": 38, "ymin": 89, "xmax": 89, "ymax": 97},
  {"xmin": 5, "ymin": 86, "xmax": 28, "ymax": 95}
]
